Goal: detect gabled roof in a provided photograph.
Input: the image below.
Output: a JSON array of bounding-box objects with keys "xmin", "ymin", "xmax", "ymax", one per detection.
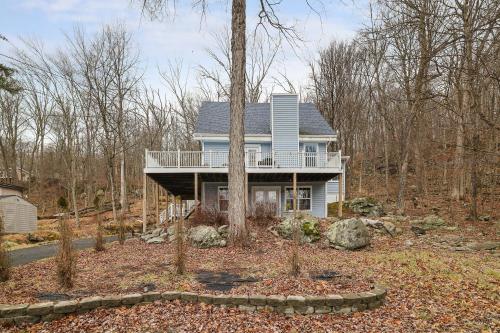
[{"xmin": 194, "ymin": 102, "xmax": 335, "ymax": 136}]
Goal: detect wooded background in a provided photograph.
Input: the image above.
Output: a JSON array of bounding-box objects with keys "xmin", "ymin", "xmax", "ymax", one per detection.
[{"xmin": 1, "ymin": 0, "xmax": 498, "ymax": 221}]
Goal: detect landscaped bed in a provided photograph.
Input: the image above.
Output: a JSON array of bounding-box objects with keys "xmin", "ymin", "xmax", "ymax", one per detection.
[{"xmin": 1, "ymin": 217, "xmax": 498, "ymax": 332}]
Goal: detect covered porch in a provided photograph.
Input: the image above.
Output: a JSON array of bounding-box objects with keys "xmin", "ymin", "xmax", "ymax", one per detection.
[{"xmin": 142, "ymin": 171, "xmax": 345, "ymax": 231}]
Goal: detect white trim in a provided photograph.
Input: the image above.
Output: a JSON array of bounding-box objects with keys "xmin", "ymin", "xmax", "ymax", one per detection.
[
  {"xmin": 217, "ymin": 186, "xmax": 229, "ymax": 212},
  {"xmin": 194, "ymin": 134, "xmax": 272, "ymax": 142},
  {"xmin": 284, "ymin": 186, "xmax": 313, "ymax": 212},
  {"xmin": 251, "ymin": 186, "xmax": 281, "ymax": 216},
  {"xmin": 194, "ymin": 134, "xmax": 336, "ymax": 143}
]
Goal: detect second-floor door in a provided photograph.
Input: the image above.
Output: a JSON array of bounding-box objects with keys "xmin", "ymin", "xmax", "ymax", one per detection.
[{"xmin": 304, "ymin": 143, "xmax": 318, "ymax": 167}]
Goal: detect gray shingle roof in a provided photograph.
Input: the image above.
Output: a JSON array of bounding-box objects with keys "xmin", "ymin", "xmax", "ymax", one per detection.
[{"xmin": 194, "ymin": 102, "xmax": 335, "ymax": 136}]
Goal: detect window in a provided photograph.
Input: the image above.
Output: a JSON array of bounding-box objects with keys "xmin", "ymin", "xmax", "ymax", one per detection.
[
  {"xmin": 285, "ymin": 187, "xmax": 312, "ymax": 211},
  {"xmin": 218, "ymin": 187, "xmax": 229, "ymax": 212}
]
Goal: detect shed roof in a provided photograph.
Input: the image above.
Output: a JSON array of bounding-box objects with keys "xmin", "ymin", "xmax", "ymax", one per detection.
[
  {"xmin": 194, "ymin": 102, "xmax": 335, "ymax": 136},
  {"xmin": 0, "ymin": 182, "xmax": 25, "ymax": 192}
]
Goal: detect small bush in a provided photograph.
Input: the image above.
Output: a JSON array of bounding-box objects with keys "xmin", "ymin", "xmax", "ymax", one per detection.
[
  {"xmin": 189, "ymin": 206, "xmax": 228, "ymax": 227},
  {"xmin": 250, "ymin": 202, "xmax": 277, "ymax": 226},
  {"xmin": 0, "ymin": 215, "xmax": 10, "ymax": 282},
  {"xmin": 56, "ymin": 215, "xmax": 76, "ymax": 288}
]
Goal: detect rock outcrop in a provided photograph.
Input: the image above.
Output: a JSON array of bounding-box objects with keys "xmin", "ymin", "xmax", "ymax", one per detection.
[{"xmin": 326, "ymin": 218, "xmax": 371, "ymax": 250}]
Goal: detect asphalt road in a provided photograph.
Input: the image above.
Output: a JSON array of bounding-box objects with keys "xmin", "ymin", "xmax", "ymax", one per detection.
[{"xmin": 8, "ymin": 235, "xmax": 120, "ymax": 266}]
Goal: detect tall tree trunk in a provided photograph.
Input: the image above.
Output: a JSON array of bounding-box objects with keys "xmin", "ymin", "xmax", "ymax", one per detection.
[
  {"xmin": 228, "ymin": 0, "xmax": 248, "ymax": 245},
  {"xmin": 71, "ymin": 158, "xmax": 80, "ymax": 228},
  {"xmin": 120, "ymin": 147, "xmax": 128, "ymax": 214},
  {"xmin": 451, "ymin": 117, "xmax": 465, "ymax": 200},
  {"xmin": 382, "ymin": 121, "xmax": 390, "ymax": 201},
  {"xmin": 109, "ymin": 163, "xmax": 117, "ymax": 223}
]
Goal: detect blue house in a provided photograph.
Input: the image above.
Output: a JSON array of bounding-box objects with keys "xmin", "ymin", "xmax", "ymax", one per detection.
[{"xmin": 144, "ymin": 94, "xmax": 347, "ymax": 219}]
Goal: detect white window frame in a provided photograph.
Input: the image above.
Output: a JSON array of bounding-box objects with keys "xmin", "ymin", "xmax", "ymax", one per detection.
[
  {"xmin": 284, "ymin": 186, "xmax": 312, "ymax": 212},
  {"xmin": 217, "ymin": 186, "xmax": 229, "ymax": 212}
]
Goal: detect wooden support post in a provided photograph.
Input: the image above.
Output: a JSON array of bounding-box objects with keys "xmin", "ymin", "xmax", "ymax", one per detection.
[
  {"xmin": 338, "ymin": 173, "xmax": 343, "ymax": 218},
  {"xmin": 194, "ymin": 173, "xmax": 199, "ymax": 211},
  {"xmin": 142, "ymin": 173, "xmax": 147, "ymax": 233},
  {"xmin": 244, "ymin": 172, "xmax": 248, "ymax": 214},
  {"xmin": 165, "ymin": 190, "xmax": 169, "ymax": 226},
  {"xmin": 172, "ymin": 195, "xmax": 177, "ymax": 224},
  {"xmin": 293, "ymin": 173, "xmax": 297, "ymax": 218},
  {"xmin": 155, "ymin": 183, "xmax": 160, "ymax": 226}
]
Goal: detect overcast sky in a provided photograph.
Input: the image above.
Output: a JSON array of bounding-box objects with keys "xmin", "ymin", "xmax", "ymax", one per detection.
[{"xmin": 1, "ymin": 0, "xmax": 369, "ymax": 95}]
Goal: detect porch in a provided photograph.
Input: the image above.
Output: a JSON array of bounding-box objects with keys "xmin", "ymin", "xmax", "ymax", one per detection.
[{"xmin": 144, "ymin": 150, "xmax": 342, "ymax": 173}]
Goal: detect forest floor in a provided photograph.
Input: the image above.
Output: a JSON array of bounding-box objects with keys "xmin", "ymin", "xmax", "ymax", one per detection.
[{"xmin": 1, "ymin": 210, "xmax": 499, "ymax": 332}]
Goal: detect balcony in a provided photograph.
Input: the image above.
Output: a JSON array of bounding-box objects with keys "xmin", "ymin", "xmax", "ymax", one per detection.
[{"xmin": 145, "ymin": 150, "xmax": 342, "ymax": 173}]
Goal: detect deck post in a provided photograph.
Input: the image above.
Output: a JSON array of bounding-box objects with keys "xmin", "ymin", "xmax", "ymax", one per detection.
[
  {"xmin": 177, "ymin": 149, "xmax": 181, "ymax": 168},
  {"xmin": 155, "ymin": 183, "xmax": 160, "ymax": 226},
  {"xmin": 164, "ymin": 189, "xmax": 169, "ymax": 228},
  {"xmin": 244, "ymin": 172, "xmax": 248, "ymax": 214},
  {"xmin": 142, "ymin": 173, "xmax": 147, "ymax": 233},
  {"xmin": 338, "ymin": 172, "xmax": 343, "ymax": 218},
  {"xmin": 173, "ymin": 195, "xmax": 177, "ymax": 224},
  {"xmin": 293, "ymin": 173, "xmax": 297, "ymax": 217},
  {"xmin": 194, "ymin": 172, "xmax": 199, "ymax": 211}
]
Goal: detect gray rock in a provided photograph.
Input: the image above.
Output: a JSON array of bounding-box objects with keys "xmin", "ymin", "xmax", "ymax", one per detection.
[
  {"xmin": 0, "ymin": 304, "xmax": 28, "ymax": 317},
  {"xmin": 404, "ymin": 240, "xmax": 414, "ymax": 247},
  {"xmin": 217, "ymin": 225, "xmax": 229, "ymax": 238},
  {"xmin": 146, "ymin": 236, "xmax": 165, "ymax": 244},
  {"xmin": 326, "ymin": 218, "xmax": 371, "ymax": 250},
  {"xmin": 411, "ymin": 215, "xmax": 446, "ymax": 230},
  {"xmin": 276, "ymin": 213, "xmax": 321, "ymax": 243},
  {"xmin": 27, "ymin": 302, "xmax": 54, "ymax": 316},
  {"xmin": 348, "ymin": 197, "xmax": 384, "ymax": 217},
  {"xmin": 53, "ymin": 300, "xmax": 78, "ymax": 314},
  {"xmin": 466, "ymin": 241, "xmax": 500, "ymax": 251},
  {"xmin": 78, "ymin": 296, "xmax": 102, "ymax": 310},
  {"xmin": 101, "ymin": 295, "xmax": 122, "ymax": 307},
  {"xmin": 188, "ymin": 225, "xmax": 226, "ymax": 248}
]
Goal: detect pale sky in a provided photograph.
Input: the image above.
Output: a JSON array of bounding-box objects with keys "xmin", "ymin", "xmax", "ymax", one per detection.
[{"xmin": 1, "ymin": 0, "xmax": 369, "ymax": 95}]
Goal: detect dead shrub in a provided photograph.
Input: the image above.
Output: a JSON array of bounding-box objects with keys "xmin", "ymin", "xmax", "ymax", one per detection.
[
  {"xmin": 189, "ymin": 206, "xmax": 228, "ymax": 227},
  {"xmin": 56, "ymin": 214, "xmax": 76, "ymax": 288},
  {"xmin": 0, "ymin": 215, "xmax": 10, "ymax": 282},
  {"xmin": 250, "ymin": 202, "xmax": 278, "ymax": 226}
]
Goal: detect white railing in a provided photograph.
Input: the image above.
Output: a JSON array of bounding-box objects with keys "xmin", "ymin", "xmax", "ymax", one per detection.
[{"xmin": 146, "ymin": 150, "xmax": 342, "ymax": 170}]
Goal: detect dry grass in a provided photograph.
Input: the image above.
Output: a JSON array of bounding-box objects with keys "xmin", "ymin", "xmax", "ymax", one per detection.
[{"xmin": 56, "ymin": 216, "xmax": 76, "ymax": 289}]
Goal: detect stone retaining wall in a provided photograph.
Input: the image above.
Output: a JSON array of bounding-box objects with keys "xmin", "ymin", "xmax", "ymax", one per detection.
[{"xmin": 0, "ymin": 287, "xmax": 387, "ymax": 326}]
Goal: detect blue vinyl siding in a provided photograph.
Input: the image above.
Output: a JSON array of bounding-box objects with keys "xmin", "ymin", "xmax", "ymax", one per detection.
[
  {"xmin": 202, "ymin": 181, "xmax": 327, "ymax": 218},
  {"xmin": 272, "ymin": 95, "xmax": 299, "ymax": 166}
]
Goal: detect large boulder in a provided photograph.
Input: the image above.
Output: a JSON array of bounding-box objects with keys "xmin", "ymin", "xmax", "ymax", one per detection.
[
  {"xmin": 348, "ymin": 197, "xmax": 384, "ymax": 217},
  {"xmin": 361, "ymin": 218, "xmax": 402, "ymax": 236},
  {"xmin": 411, "ymin": 214, "xmax": 446, "ymax": 230},
  {"xmin": 188, "ymin": 225, "xmax": 226, "ymax": 248},
  {"xmin": 276, "ymin": 213, "xmax": 321, "ymax": 243},
  {"xmin": 326, "ymin": 218, "xmax": 371, "ymax": 250}
]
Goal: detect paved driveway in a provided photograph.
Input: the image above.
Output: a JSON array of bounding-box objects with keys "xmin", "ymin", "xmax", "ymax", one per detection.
[{"xmin": 8, "ymin": 236, "xmax": 120, "ymax": 266}]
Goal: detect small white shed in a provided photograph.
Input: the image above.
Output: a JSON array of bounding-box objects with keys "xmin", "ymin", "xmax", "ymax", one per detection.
[{"xmin": 0, "ymin": 195, "xmax": 38, "ymax": 233}]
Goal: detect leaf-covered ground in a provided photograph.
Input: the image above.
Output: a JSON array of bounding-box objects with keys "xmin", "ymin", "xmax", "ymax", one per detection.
[{"xmin": 2, "ymin": 217, "xmax": 499, "ymax": 332}]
